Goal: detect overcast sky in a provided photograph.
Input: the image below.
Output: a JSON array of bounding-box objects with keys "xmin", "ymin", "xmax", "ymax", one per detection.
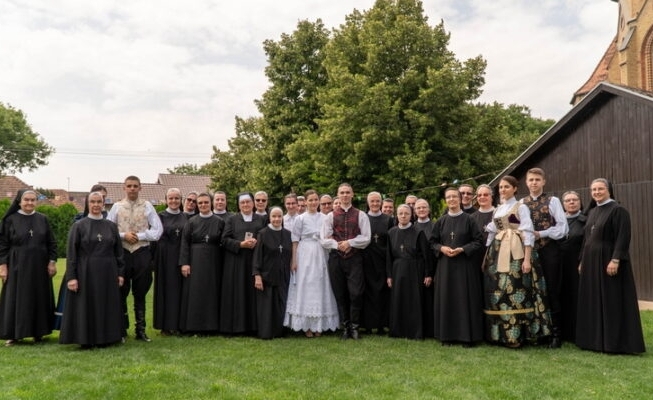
[{"xmin": 1, "ymin": 0, "xmax": 616, "ymax": 191}]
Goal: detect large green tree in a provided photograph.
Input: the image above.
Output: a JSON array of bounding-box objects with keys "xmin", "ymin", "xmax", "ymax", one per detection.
[
  {"xmin": 0, "ymin": 102, "xmax": 53, "ymax": 174},
  {"xmin": 205, "ymin": 0, "xmax": 553, "ymax": 201}
]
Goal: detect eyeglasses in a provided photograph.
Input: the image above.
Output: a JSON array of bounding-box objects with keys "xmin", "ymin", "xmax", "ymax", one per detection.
[
  {"xmin": 255, "ymin": 199, "xmax": 267, "ymax": 202},
  {"xmin": 460, "ymin": 192, "xmax": 473, "ymax": 196},
  {"xmin": 320, "ymin": 202, "xmax": 332, "ymax": 206},
  {"xmin": 477, "ymin": 193, "xmax": 491, "ymax": 197},
  {"xmin": 186, "ymin": 199, "xmax": 196, "ymax": 203},
  {"xmin": 563, "ymin": 198, "xmax": 579, "ymax": 202}
]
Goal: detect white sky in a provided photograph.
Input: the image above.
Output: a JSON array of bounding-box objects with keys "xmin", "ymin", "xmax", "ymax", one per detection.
[{"xmin": 0, "ymin": 0, "xmax": 616, "ymax": 191}]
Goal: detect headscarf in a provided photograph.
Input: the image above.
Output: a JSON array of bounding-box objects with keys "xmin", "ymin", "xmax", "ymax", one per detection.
[
  {"xmin": 584, "ymin": 178, "xmax": 614, "ymax": 215},
  {"xmin": 1, "ymin": 189, "xmax": 38, "ymax": 234},
  {"xmin": 236, "ymin": 192, "xmax": 254, "ymax": 212}
]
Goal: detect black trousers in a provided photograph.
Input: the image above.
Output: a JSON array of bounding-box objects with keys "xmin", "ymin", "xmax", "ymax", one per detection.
[
  {"xmin": 328, "ymin": 252, "xmax": 364, "ymax": 326},
  {"xmin": 120, "ymin": 246, "xmax": 153, "ymax": 331},
  {"xmin": 537, "ymin": 241, "xmax": 561, "ymax": 327}
]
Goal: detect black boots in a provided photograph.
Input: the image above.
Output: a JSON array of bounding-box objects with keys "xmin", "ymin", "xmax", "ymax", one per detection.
[
  {"xmin": 549, "ymin": 327, "xmax": 562, "ymax": 349},
  {"xmin": 135, "ymin": 310, "xmax": 151, "ymax": 342},
  {"xmin": 339, "ymin": 322, "xmax": 361, "ymax": 340},
  {"xmin": 340, "ymin": 321, "xmax": 350, "ymax": 340},
  {"xmin": 349, "ymin": 324, "xmax": 360, "ymax": 340}
]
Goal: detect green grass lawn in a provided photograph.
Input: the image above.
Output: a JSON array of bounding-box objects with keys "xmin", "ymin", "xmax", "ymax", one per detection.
[{"xmin": 1, "ymin": 261, "xmax": 651, "ymax": 399}]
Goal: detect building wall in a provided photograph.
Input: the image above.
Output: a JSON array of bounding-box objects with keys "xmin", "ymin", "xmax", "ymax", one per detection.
[{"xmin": 507, "ymin": 94, "xmax": 653, "ymax": 299}]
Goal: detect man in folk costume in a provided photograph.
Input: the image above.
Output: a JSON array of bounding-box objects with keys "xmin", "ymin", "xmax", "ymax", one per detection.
[
  {"xmin": 321, "ymin": 183, "xmax": 371, "ymax": 339},
  {"xmin": 521, "ymin": 168, "xmax": 568, "ymax": 348},
  {"xmin": 108, "ymin": 176, "xmax": 163, "ymax": 342}
]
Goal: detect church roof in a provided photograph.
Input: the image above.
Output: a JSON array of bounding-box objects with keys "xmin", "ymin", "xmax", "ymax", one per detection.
[{"xmin": 570, "ymin": 35, "xmax": 618, "ymax": 105}]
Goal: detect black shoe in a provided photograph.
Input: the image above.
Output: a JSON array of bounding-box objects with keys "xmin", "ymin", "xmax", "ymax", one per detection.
[
  {"xmin": 121, "ymin": 336, "xmax": 126, "ymax": 344},
  {"xmin": 350, "ymin": 325, "xmax": 360, "ymax": 340},
  {"xmin": 340, "ymin": 329, "xmax": 350, "ymax": 340},
  {"xmin": 549, "ymin": 337, "xmax": 562, "ymax": 349},
  {"xmin": 136, "ymin": 332, "xmax": 152, "ymax": 342},
  {"xmin": 350, "ymin": 329, "xmax": 360, "ymax": 340}
]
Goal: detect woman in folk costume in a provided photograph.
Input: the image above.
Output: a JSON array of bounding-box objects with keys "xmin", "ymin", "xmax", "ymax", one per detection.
[
  {"xmin": 284, "ymin": 190, "xmax": 339, "ymax": 337},
  {"xmin": 483, "ymin": 176, "xmax": 551, "ymax": 348}
]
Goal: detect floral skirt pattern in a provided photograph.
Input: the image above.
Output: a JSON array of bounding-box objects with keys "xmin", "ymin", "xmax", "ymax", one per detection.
[{"xmin": 483, "ymin": 239, "xmax": 552, "ymax": 346}]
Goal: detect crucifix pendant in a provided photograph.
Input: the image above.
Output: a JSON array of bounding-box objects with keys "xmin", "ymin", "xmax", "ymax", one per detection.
[
  {"xmin": 97, "ymin": 233, "xmax": 103, "ymax": 242},
  {"xmin": 204, "ymin": 234, "xmax": 210, "ymax": 243},
  {"xmin": 374, "ymin": 233, "xmax": 379, "ymax": 244},
  {"xmin": 175, "ymin": 228, "xmax": 181, "ymax": 237},
  {"xmin": 279, "ymin": 244, "xmax": 283, "ymax": 254},
  {"xmin": 29, "ymin": 229, "xmax": 34, "ymax": 237},
  {"xmin": 450, "ymin": 231, "xmax": 455, "ymax": 242},
  {"xmin": 400, "ymin": 244, "xmax": 404, "ymax": 252}
]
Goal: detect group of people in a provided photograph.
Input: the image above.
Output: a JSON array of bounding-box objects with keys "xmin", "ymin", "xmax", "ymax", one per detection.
[{"xmin": 0, "ymin": 170, "xmax": 645, "ymax": 354}]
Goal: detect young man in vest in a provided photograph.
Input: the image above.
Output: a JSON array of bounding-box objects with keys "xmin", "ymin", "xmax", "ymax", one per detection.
[
  {"xmin": 321, "ymin": 183, "xmax": 371, "ymax": 339},
  {"xmin": 522, "ymin": 168, "xmax": 568, "ymax": 348},
  {"xmin": 107, "ymin": 176, "xmax": 163, "ymax": 342}
]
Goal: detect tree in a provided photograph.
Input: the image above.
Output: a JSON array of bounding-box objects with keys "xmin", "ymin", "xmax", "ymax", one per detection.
[
  {"xmin": 205, "ymin": 0, "xmax": 553, "ymax": 202},
  {"xmin": 167, "ymin": 163, "xmax": 209, "ymax": 175},
  {"xmin": 286, "ymin": 0, "xmax": 488, "ymax": 197},
  {"xmin": 0, "ymin": 102, "xmax": 54, "ymax": 174}
]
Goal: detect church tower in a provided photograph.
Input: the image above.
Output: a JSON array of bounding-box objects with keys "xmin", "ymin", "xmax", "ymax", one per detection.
[{"xmin": 571, "ymin": 0, "xmax": 653, "ymax": 104}]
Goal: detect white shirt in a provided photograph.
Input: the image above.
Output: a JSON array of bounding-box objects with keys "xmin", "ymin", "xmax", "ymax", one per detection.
[
  {"xmin": 320, "ymin": 205, "xmax": 371, "ymax": 250},
  {"xmin": 485, "ymin": 197, "xmax": 534, "ymax": 247}
]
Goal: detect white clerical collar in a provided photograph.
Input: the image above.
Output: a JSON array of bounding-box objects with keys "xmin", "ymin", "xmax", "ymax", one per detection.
[
  {"xmin": 214, "ymin": 210, "xmax": 227, "ymax": 215},
  {"xmin": 268, "ymin": 224, "xmax": 282, "ymax": 231},
  {"xmin": 18, "ymin": 210, "xmax": 35, "ymax": 215},
  {"xmin": 241, "ymin": 212, "xmax": 253, "ymax": 221},
  {"xmin": 256, "ymin": 211, "xmax": 267, "ymax": 216},
  {"xmin": 87, "ymin": 214, "xmax": 103, "ymax": 220},
  {"xmin": 529, "ymin": 192, "xmax": 544, "ymax": 200},
  {"xmin": 417, "ymin": 218, "xmax": 430, "ymax": 223},
  {"xmin": 448, "ymin": 210, "xmax": 464, "ymax": 217},
  {"xmin": 166, "ymin": 208, "xmax": 181, "ymax": 214},
  {"xmin": 398, "ymin": 222, "xmax": 412, "ymax": 229},
  {"xmin": 566, "ymin": 211, "xmax": 581, "ymax": 218},
  {"xmin": 479, "ymin": 207, "xmax": 495, "ymax": 213},
  {"xmin": 597, "ymin": 199, "xmax": 615, "ymax": 206},
  {"xmin": 199, "ymin": 212, "xmax": 213, "ymax": 218},
  {"xmin": 368, "ymin": 211, "xmax": 382, "ymax": 217}
]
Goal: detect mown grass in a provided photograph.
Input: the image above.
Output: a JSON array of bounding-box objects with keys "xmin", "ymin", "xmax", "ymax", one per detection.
[{"xmin": 1, "ymin": 261, "xmax": 651, "ymax": 399}]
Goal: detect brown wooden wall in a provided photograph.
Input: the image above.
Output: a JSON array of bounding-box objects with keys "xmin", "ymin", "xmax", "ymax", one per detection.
[{"xmin": 505, "ymin": 94, "xmax": 653, "ymax": 300}]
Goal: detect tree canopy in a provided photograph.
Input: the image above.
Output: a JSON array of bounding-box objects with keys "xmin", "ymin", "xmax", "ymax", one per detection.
[
  {"xmin": 200, "ymin": 0, "xmax": 554, "ymax": 203},
  {"xmin": 0, "ymin": 102, "xmax": 54, "ymax": 175}
]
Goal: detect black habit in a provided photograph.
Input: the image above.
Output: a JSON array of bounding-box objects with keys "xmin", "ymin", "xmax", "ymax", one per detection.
[
  {"xmin": 220, "ymin": 213, "xmax": 265, "ymax": 334},
  {"xmin": 0, "ymin": 212, "xmax": 57, "ymax": 341},
  {"xmin": 576, "ymin": 202, "xmax": 645, "ymax": 354},
  {"xmin": 153, "ymin": 210, "xmax": 187, "ymax": 332},
  {"xmin": 386, "ymin": 225, "xmax": 433, "ymax": 339},
  {"xmin": 430, "ymin": 212, "xmax": 484, "ymax": 343},
  {"xmin": 178, "ymin": 214, "xmax": 225, "ymax": 333},
  {"xmin": 414, "ymin": 220, "xmax": 435, "ymax": 338},
  {"xmin": 361, "ymin": 213, "xmax": 394, "ymax": 331},
  {"xmin": 558, "ymin": 212, "xmax": 585, "ymax": 342},
  {"xmin": 252, "ymin": 226, "xmax": 292, "ymax": 339},
  {"xmin": 59, "ymin": 218, "xmax": 124, "ymax": 345}
]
